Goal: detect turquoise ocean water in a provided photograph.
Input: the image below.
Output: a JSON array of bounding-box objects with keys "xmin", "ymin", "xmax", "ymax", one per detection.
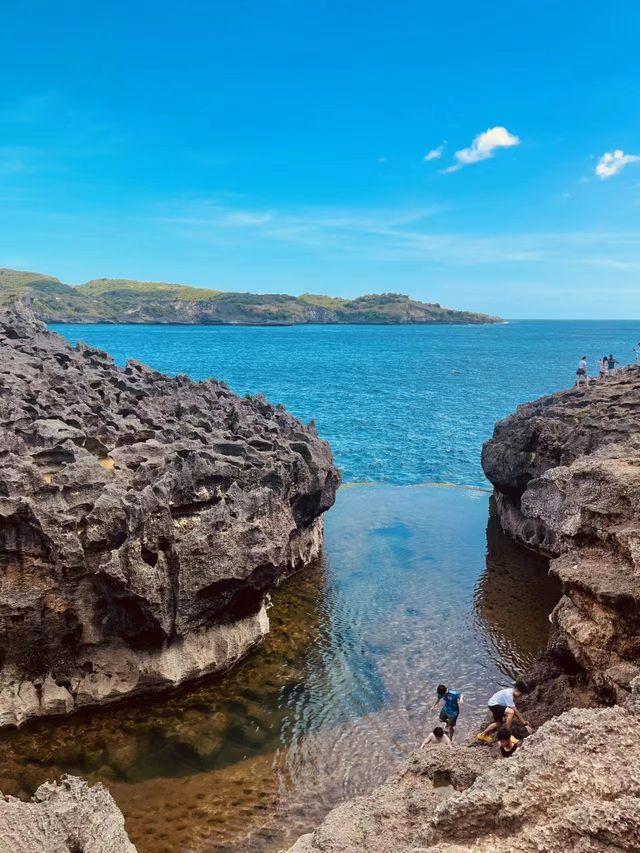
[{"xmin": 52, "ymin": 320, "xmax": 640, "ymax": 485}]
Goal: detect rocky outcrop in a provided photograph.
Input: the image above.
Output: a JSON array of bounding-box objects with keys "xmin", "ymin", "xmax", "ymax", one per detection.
[
  {"xmin": 482, "ymin": 367, "xmax": 640, "ymax": 701},
  {"xmin": 287, "ymin": 745, "xmax": 487, "ymax": 853},
  {"xmin": 0, "ymin": 300, "xmax": 338, "ymax": 726},
  {"xmin": 287, "ymin": 704, "xmax": 640, "ymax": 853},
  {"xmin": 0, "ymin": 775, "xmax": 136, "ymax": 852}
]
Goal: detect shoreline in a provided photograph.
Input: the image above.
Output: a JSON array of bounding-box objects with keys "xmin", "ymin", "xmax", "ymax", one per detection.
[{"xmin": 338, "ymin": 480, "xmax": 491, "ymax": 492}]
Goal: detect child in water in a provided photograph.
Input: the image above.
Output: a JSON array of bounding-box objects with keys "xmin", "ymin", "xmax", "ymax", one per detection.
[
  {"xmin": 421, "ymin": 726, "xmax": 452, "ymax": 748},
  {"xmin": 432, "ymin": 684, "xmax": 464, "ymax": 741}
]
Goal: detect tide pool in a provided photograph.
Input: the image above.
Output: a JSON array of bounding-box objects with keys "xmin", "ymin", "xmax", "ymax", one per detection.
[{"xmin": 0, "ymin": 485, "xmax": 558, "ymax": 852}]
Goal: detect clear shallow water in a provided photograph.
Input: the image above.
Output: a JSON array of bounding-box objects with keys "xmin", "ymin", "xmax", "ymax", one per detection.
[
  {"xmin": 0, "ymin": 486, "xmax": 558, "ymax": 852},
  {"xmin": 51, "ymin": 320, "xmax": 640, "ymax": 485}
]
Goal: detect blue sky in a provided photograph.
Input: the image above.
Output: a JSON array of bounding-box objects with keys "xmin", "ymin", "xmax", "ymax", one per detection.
[{"xmin": 1, "ymin": 0, "xmax": 639, "ymax": 318}]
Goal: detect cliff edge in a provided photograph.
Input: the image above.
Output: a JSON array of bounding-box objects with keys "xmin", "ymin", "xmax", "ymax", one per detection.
[
  {"xmin": 0, "ymin": 300, "xmax": 338, "ymax": 726},
  {"xmin": 483, "ymin": 365, "xmax": 640, "ymax": 701},
  {"xmin": 287, "ymin": 703, "xmax": 640, "ymax": 853}
]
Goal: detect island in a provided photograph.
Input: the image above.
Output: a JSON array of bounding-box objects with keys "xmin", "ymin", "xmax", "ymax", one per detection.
[{"xmin": 0, "ymin": 267, "xmax": 501, "ymax": 326}]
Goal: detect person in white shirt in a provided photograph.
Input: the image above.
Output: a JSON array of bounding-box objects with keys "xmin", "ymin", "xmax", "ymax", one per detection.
[
  {"xmin": 476, "ymin": 681, "xmax": 533, "ymax": 743},
  {"xmin": 576, "ymin": 356, "xmax": 588, "ymax": 387},
  {"xmin": 421, "ymin": 726, "xmax": 453, "ymax": 748}
]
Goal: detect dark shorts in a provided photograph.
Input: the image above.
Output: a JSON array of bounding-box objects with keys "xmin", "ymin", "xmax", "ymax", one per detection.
[
  {"xmin": 489, "ymin": 704, "xmax": 508, "ymax": 723},
  {"xmin": 439, "ymin": 709, "xmax": 458, "ymax": 727}
]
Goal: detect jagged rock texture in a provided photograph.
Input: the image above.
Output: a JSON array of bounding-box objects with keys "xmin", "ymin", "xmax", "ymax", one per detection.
[
  {"xmin": 288, "ymin": 705, "xmax": 640, "ymax": 853},
  {"xmin": 0, "ymin": 775, "xmax": 136, "ymax": 852},
  {"xmin": 482, "ymin": 367, "xmax": 640, "ymax": 700},
  {"xmin": 0, "ymin": 301, "xmax": 338, "ymax": 725}
]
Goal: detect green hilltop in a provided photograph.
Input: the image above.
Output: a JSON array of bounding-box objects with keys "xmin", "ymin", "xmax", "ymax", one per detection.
[{"xmin": 0, "ymin": 268, "xmax": 502, "ymax": 326}]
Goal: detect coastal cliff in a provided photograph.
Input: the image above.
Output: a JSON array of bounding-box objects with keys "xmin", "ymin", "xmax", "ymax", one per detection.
[
  {"xmin": 0, "ymin": 268, "xmax": 501, "ymax": 326},
  {"xmin": 286, "ymin": 368, "xmax": 640, "ymax": 852},
  {"xmin": 482, "ymin": 365, "xmax": 640, "ymax": 701},
  {"xmin": 0, "ymin": 301, "xmax": 338, "ymax": 726}
]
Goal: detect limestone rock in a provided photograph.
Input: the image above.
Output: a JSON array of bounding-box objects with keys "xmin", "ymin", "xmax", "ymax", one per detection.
[
  {"xmin": 287, "ymin": 707, "xmax": 640, "ymax": 853},
  {"xmin": 0, "ymin": 300, "xmax": 338, "ymax": 725},
  {"xmin": 285, "ymin": 745, "xmax": 485, "ymax": 853},
  {"xmin": 0, "ymin": 774, "xmax": 136, "ymax": 852},
  {"xmin": 421, "ymin": 706, "xmax": 640, "ymax": 853},
  {"xmin": 482, "ymin": 367, "xmax": 640, "ymax": 698}
]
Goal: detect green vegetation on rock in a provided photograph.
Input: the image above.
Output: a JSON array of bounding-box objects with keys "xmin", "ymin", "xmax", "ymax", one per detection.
[{"xmin": 0, "ymin": 267, "xmax": 502, "ymax": 325}]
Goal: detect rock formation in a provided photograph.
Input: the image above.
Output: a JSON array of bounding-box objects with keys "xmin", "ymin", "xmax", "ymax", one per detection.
[
  {"xmin": 0, "ymin": 300, "xmax": 338, "ymax": 726},
  {"xmin": 0, "ymin": 775, "xmax": 137, "ymax": 852},
  {"xmin": 287, "ymin": 703, "xmax": 640, "ymax": 853},
  {"xmin": 482, "ymin": 366, "xmax": 640, "ymax": 702},
  {"xmin": 287, "ymin": 744, "xmax": 487, "ymax": 853}
]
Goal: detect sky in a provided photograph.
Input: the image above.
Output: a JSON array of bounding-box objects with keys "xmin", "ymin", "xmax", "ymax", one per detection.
[{"xmin": 1, "ymin": 0, "xmax": 640, "ymax": 318}]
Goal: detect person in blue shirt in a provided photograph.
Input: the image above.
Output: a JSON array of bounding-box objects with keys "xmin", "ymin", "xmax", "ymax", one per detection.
[{"xmin": 431, "ymin": 684, "xmax": 464, "ymax": 741}]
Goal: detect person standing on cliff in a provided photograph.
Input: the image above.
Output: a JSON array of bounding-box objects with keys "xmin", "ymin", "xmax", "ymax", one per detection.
[
  {"xmin": 576, "ymin": 355, "xmax": 588, "ymax": 387},
  {"xmin": 607, "ymin": 354, "xmax": 619, "ymax": 375},
  {"xmin": 598, "ymin": 356, "xmax": 609, "ymax": 381},
  {"xmin": 476, "ymin": 681, "xmax": 532, "ymax": 743},
  {"xmin": 432, "ymin": 684, "xmax": 463, "ymax": 741}
]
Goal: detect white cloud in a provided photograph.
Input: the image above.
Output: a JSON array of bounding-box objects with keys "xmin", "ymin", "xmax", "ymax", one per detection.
[
  {"xmin": 442, "ymin": 126, "xmax": 520, "ymax": 173},
  {"xmin": 161, "ymin": 200, "xmax": 640, "ymax": 270},
  {"xmin": 424, "ymin": 143, "xmax": 446, "ymax": 161},
  {"xmin": 595, "ymin": 150, "xmax": 640, "ymax": 179}
]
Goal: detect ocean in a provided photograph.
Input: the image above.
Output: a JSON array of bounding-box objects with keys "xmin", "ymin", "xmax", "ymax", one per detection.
[{"xmin": 52, "ymin": 320, "xmax": 640, "ymax": 486}]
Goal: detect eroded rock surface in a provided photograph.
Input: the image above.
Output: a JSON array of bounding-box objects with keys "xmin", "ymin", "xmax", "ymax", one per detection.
[
  {"xmin": 482, "ymin": 367, "xmax": 640, "ymax": 700},
  {"xmin": 0, "ymin": 775, "xmax": 136, "ymax": 852},
  {"xmin": 423, "ymin": 705, "xmax": 640, "ymax": 853},
  {"xmin": 287, "ymin": 745, "xmax": 486, "ymax": 853},
  {"xmin": 287, "ymin": 706, "xmax": 640, "ymax": 853},
  {"xmin": 0, "ymin": 300, "xmax": 338, "ymax": 725}
]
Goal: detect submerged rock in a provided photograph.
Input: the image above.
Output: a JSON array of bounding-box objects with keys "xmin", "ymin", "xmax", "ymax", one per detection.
[
  {"xmin": 0, "ymin": 300, "xmax": 338, "ymax": 726},
  {"xmin": 0, "ymin": 775, "xmax": 136, "ymax": 852},
  {"xmin": 482, "ymin": 367, "xmax": 640, "ymax": 701}
]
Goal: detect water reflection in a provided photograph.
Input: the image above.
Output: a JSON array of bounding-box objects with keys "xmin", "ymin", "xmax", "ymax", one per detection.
[
  {"xmin": 0, "ymin": 486, "xmax": 559, "ymax": 852},
  {"xmin": 474, "ymin": 501, "xmax": 561, "ymax": 681}
]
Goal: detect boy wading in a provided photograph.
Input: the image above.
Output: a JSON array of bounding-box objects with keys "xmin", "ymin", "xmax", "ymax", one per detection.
[{"xmin": 432, "ymin": 684, "xmax": 464, "ymax": 741}]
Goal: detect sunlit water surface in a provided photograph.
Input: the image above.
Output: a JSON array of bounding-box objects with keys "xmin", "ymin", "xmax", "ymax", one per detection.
[
  {"xmin": 0, "ymin": 486, "xmax": 558, "ymax": 852},
  {"xmin": 51, "ymin": 320, "xmax": 640, "ymax": 486}
]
